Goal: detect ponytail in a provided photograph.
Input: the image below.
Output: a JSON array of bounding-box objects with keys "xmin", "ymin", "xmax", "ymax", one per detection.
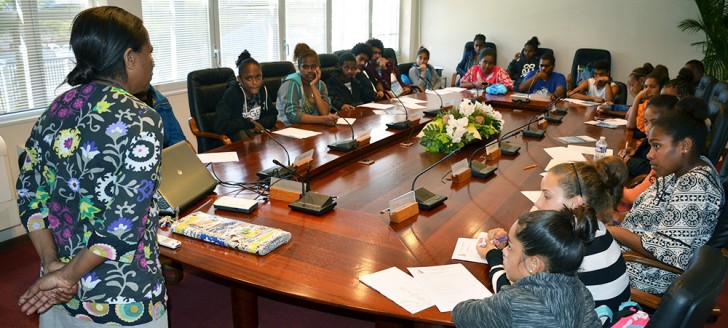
[{"xmin": 549, "ymin": 160, "xmax": 627, "ymax": 221}]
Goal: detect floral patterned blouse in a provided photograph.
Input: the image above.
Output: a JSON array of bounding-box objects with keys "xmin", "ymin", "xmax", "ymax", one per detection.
[
  {"xmin": 16, "ymin": 83, "xmax": 166, "ymax": 325},
  {"xmin": 460, "ymin": 65, "xmax": 514, "ymax": 90}
]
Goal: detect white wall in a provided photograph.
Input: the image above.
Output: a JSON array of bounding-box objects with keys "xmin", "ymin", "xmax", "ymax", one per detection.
[{"xmin": 418, "ymin": 0, "xmax": 705, "ymax": 94}]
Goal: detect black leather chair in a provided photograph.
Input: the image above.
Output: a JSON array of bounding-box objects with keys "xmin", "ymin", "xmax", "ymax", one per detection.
[
  {"xmin": 694, "ymin": 75, "xmax": 717, "ymax": 100},
  {"xmin": 535, "ymin": 47, "xmax": 553, "ymax": 58},
  {"xmin": 646, "ymin": 246, "xmax": 727, "ymax": 328},
  {"xmin": 187, "ymin": 67, "xmax": 236, "ymax": 153},
  {"xmin": 463, "ymin": 41, "xmax": 497, "ymax": 64},
  {"xmin": 333, "ymin": 49, "xmax": 351, "ymax": 58},
  {"xmin": 706, "ymin": 100, "xmax": 728, "ymax": 165},
  {"xmin": 709, "ymin": 82, "xmax": 728, "ymax": 103},
  {"xmin": 398, "ymin": 62, "xmax": 414, "ymax": 77},
  {"xmin": 261, "ymin": 61, "xmax": 296, "ymax": 104},
  {"xmin": 707, "ymin": 180, "xmax": 728, "ymax": 249},
  {"xmin": 614, "ymin": 80, "xmax": 628, "ymax": 105},
  {"xmin": 319, "ymin": 53, "xmax": 339, "ymax": 80},
  {"xmin": 718, "ymin": 87, "xmax": 728, "ymax": 104},
  {"xmin": 569, "ymin": 48, "xmax": 611, "ymax": 90}
]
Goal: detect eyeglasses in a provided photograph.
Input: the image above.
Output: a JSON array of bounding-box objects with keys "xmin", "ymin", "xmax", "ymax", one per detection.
[{"xmin": 571, "ymin": 163, "xmax": 583, "ymax": 197}]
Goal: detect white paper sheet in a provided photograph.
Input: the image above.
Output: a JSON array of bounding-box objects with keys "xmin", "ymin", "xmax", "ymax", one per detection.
[
  {"xmin": 272, "ymin": 127, "xmax": 322, "ymax": 139},
  {"xmin": 451, "ymin": 238, "xmax": 488, "ymax": 264},
  {"xmin": 407, "ymin": 264, "xmax": 492, "ymax": 312},
  {"xmin": 372, "ymin": 108, "xmax": 406, "ymax": 115},
  {"xmin": 197, "ymin": 152, "xmax": 239, "ymax": 163},
  {"xmin": 564, "ymin": 98, "xmax": 601, "ymax": 106},
  {"xmin": 399, "ymin": 103, "xmax": 426, "ymax": 110},
  {"xmin": 396, "ymin": 97, "xmax": 427, "ymax": 104},
  {"xmin": 359, "ymin": 267, "xmax": 434, "ymax": 314},
  {"xmin": 361, "ymin": 102, "xmax": 395, "ymax": 110},
  {"xmin": 521, "ymin": 190, "xmax": 542, "ymax": 203},
  {"xmin": 585, "ymin": 120, "xmax": 618, "ymax": 129},
  {"xmin": 337, "ymin": 118, "xmax": 356, "ymax": 125},
  {"xmin": 543, "ymin": 147, "xmax": 587, "ymax": 162},
  {"xmin": 602, "ymin": 118, "xmax": 628, "ymax": 126},
  {"xmin": 567, "ymin": 145, "xmax": 614, "ymax": 156},
  {"xmin": 443, "ymin": 87, "xmax": 466, "ymax": 92}
]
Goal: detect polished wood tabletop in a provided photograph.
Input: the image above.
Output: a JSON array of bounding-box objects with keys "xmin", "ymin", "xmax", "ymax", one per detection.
[{"xmin": 159, "ymin": 91, "xmax": 630, "ymax": 327}]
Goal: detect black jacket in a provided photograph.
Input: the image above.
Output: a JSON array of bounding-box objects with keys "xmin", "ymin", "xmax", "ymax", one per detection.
[
  {"xmin": 324, "ymin": 71, "xmax": 376, "ymax": 110},
  {"xmin": 214, "ymin": 81, "xmax": 277, "ymax": 140}
]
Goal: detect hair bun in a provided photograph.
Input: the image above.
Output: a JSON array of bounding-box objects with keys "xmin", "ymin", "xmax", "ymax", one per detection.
[
  {"xmin": 567, "ymin": 206, "xmax": 598, "ymax": 244},
  {"xmin": 236, "ymin": 50, "xmax": 251, "ymax": 67},
  {"xmin": 676, "ymin": 95, "xmax": 710, "ymax": 121},
  {"xmin": 66, "ymin": 63, "xmax": 95, "ymax": 86},
  {"xmin": 643, "ymin": 63, "xmax": 655, "ymax": 73}
]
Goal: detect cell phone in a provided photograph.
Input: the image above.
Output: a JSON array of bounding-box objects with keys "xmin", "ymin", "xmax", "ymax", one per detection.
[
  {"xmin": 358, "ymin": 159, "xmax": 375, "ymax": 165},
  {"xmin": 400, "ymin": 141, "xmax": 413, "ymax": 147}
]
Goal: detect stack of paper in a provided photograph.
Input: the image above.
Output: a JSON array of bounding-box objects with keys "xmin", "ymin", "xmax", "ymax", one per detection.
[{"xmin": 273, "ymin": 127, "xmax": 322, "ymax": 139}]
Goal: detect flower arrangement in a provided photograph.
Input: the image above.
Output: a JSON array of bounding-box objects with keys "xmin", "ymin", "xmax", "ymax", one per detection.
[{"xmin": 418, "ymin": 99, "xmax": 504, "ymax": 153}]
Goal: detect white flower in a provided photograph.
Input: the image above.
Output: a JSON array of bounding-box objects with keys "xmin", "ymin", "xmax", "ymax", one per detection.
[
  {"xmin": 458, "ymin": 99, "xmax": 475, "ymax": 117},
  {"xmin": 445, "ymin": 116, "xmax": 470, "ymax": 143}
]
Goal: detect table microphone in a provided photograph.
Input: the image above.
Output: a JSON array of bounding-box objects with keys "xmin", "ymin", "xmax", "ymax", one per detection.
[
  {"xmin": 327, "ymin": 107, "xmax": 358, "ymax": 152},
  {"xmin": 288, "ymin": 162, "xmax": 336, "ymax": 216},
  {"xmin": 522, "ymin": 90, "xmax": 576, "ymax": 138},
  {"xmin": 410, "ymin": 149, "xmax": 458, "ymax": 210},
  {"xmin": 386, "ymin": 91, "xmax": 412, "ymax": 130},
  {"xmin": 419, "ymin": 72, "xmax": 445, "ymax": 117},
  {"xmin": 272, "ymin": 159, "xmax": 304, "ymax": 180},
  {"xmin": 257, "ymin": 129, "xmax": 294, "ymax": 179}
]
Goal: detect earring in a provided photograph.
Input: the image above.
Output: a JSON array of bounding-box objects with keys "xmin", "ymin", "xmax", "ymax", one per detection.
[{"xmin": 527, "ymin": 267, "xmax": 534, "ymax": 274}]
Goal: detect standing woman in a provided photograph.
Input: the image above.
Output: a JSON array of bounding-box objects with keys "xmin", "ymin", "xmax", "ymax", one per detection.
[
  {"xmin": 215, "ymin": 50, "xmax": 278, "ymax": 141},
  {"xmin": 16, "ymin": 6, "xmax": 168, "ymax": 326},
  {"xmin": 277, "ymin": 48, "xmax": 338, "ymax": 126}
]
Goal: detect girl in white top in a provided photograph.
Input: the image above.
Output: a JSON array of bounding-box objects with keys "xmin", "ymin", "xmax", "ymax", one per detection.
[{"xmin": 569, "ymin": 59, "xmax": 618, "ymax": 103}]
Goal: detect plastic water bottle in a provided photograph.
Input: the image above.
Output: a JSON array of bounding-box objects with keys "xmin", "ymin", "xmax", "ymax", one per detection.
[{"xmin": 594, "ymin": 136, "xmax": 608, "ymax": 160}]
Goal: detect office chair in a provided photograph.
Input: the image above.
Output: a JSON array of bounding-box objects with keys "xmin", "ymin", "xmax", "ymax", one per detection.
[
  {"xmin": 569, "ymin": 48, "xmax": 611, "ymax": 90},
  {"xmin": 453, "ymin": 41, "xmax": 498, "ymax": 87},
  {"xmin": 694, "ymin": 75, "xmax": 717, "ymax": 100},
  {"xmin": 398, "ymin": 62, "xmax": 414, "ymax": 77},
  {"xmin": 645, "ymin": 246, "xmax": 727, "ymax": 328},
  {"xmin": 706, "ymin": 100, "xmax": 728, "ymax": 165},
  {"xmin": 318, "ymin": 53, "xmax": 339, "ymax": 80},
  {"xmin": 333, "ymin": 49, "xmax": 351, "ymax": 58},
  {"xmin": 187, "ymin": 67, "xmax": 236, "ymax": 153},
  {"xmin": 261, "ymin": 61, "xmax": 296, "ymax": 104},
  {"xmin": 709, "ymin": 82, "xmax": 728, "ymax": 103},
  {"xmin": 613, "ymin": 81, "xmax": 628, "ymax": 105}
]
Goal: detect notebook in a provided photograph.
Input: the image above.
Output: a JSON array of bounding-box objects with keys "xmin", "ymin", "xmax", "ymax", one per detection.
[{"xmin": 156, "ymin": 142, "xmax": 218, "ymax": 215}]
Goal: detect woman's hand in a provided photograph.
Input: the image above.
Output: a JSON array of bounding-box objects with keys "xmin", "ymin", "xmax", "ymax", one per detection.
[
  {"xmin": 487, "ymin": 228, "xmax": 509, "ymax": 249},
  {"xmin": 19, "ymin": 269, "xmax": 78, "ymax": 315},
  {"xmin": 375, "ymin": 91, "xmax": 385, "ymax": 100},
  {"xmin": 419, "ymin": 63, "xmax": 427, "ymax": 73},
  {"xmin": 513, "ymin": 52, "xmax": 521, "ymax": 61},
  {"xmin": 341, "ymin": 104, "xmax": 356, "ymax": 111},
  {"xmin": 310, "ymin": 67, "xmax": 322, "ymax": 87},
  {"xmin": 320, "ymin": 114, "xmax": 339, "ymax": 126}
]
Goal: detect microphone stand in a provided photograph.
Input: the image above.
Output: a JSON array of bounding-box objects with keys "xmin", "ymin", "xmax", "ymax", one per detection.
[
  {"xmin": 410, "ymin": 149, "xmax": 458, "ymax": 210},
  {"xmin": 327, "ymin": 107, "xmax": 358, "ymax": 152},
  {"xmin": 522, "ymin": 91, "xmax": 575, "ymax": 138},
  {"xmin": 386, "ymin": 91, "xmax": 413, "ymax": 130},
  {"xmin": 419, "ymin": 71, "xmax": 446, "ymax": 117},
  {"xmin": 257, "ymin": 129, "xmax": 294, "ymax": 179}
]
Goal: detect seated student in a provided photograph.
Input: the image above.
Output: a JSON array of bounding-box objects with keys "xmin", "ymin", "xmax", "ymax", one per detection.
[
  {"xmin": 408, "ymin": 47, "xmax": 442, "ymax": 90},
  {"xmin": 518, "ymin": 53, "xmax": 566, "ymax": 100},
  {"xmin": 325, "ymin": 53, "xmax": 376, "ymax": 111},
  {"xmin": 456, "ymin": 34, "xmax": 487, "ymax": 79},
  {"xmin": 363, "ymin": 38, "xmax": 421, "ymax": 98},
  {"xmin": 684, "ymin": 59, "xmax": 704, "ymax": 88},
  {"xmin": 482, "ymin": 158, "xmax": 631, "ymax": 318},
  {"xmin": 507, "ymin": 36, "xmax": 541, "ymax": 90},
  {"xmin": 597, "ymin": 63, "xmax": 654, "ymax": 118},
  {"xmin": 351, "ymin": 42, "xmax": 385, "ymax": 101},
  {"xmin": 608, "ymin": 99, "xmax": 724, "ymax": 295},
  {"xmin": 626, "ymin": 65, "xmax": 669, "ymax": 138},
  {"xmin": 568, "ymin": 60, "xmax": 618, "ymax": 103},
  {"xmin": 136, "ymin": 85, "xmax": 186, "ymax": 148},
  {"xmin": 459, "ymin": 48, "xmax": 514, "ymax": 90},
  {"xmin": 453, "ymin": 208, "xmax": 602, "ymax": 328},
  {"xmin": 215, "ymin": 50, "xmax": 278, "ymax": 141},
  {"xmin": 277, "ymin": 48, "xmax": 338, "ymax": 126},
  {"xmin": 292, "ymin": 43, "xmax": 310, "ymax": 69},
  {"xmin": 661, "ymin": 67, "xmax": 694, "ymax": 98}
]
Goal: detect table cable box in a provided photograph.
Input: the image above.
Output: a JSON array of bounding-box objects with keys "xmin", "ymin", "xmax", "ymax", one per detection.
[{"xmin": 214, "ymin": 196, "xmax": 259, "ymax": 214}]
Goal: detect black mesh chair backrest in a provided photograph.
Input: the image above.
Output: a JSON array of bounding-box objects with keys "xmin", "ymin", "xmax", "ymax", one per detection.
[
  {"xmin": 694, "ymin": 75, "xmax": 717, "ymax": 100},
  {"xmin": 707, "ymin": 180, "xmax": 728, "ymax": 249},
  {"xmin": 709, "ymin": 82, "xmax": 728, "ymax": 103},
  {"xmin": 706, "ymin": 100, "xmax": 728, "ymax": 165},
  {"xmin": 319, "ymin": 53, "xmax": 339, "ymax": 79},
  {"xmin": 570, "ymin": 48, "xmax": 611, "ymax": 89},
  {"xmin": 647, "ymin": 246, "xmax": 727, "ymax": 328},
  {"xmin": 613, "ymin": 81, "xmax": 628, "ymax": 105},
  {"xmin": 333, "ymin": 49, "xmax": 351, "ymax": 58},
  {"xmin": 398, "ymin": 62, "xmax": 414, "ymax": 77},
  {"xmin": 261, "ymin": 61, "xmax": 296, "ymax": 104},
  {"xmin": 187, "ymin": 67, "xmax": 236, "ymax": 153}
]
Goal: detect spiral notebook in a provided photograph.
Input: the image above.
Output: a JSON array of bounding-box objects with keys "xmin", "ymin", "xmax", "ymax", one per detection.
[{"xmin": 171, "ymin": 212, "xmax": 291, "ymax": 255}]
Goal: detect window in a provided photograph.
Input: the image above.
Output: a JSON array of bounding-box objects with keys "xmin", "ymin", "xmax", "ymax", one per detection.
[
  {"xmin": 218, "ymin": 0, "xmax": 280, "ymax": 67},
  {"xmin": 331, "ymin": 0, "xmax": 369, "ymax": 52},
  {"xmin": 371, "ymin": 0, "xmax": 400, "ymax": 52},
  {"xmin": 142, "ymin": 0, "xmax": 212, "ymax": 86},
  {"xmin": 284, "ymin": 0, "xmax": 326, "ymax": 61},
  {"xmin": 0, "ymin": 0, "xmax": 92, "ymax": 115}
]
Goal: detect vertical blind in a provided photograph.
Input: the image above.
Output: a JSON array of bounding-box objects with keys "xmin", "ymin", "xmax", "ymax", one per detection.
[
  {"xmin": 284, "ymin": 0, "xmax": 326, "ymax": 61},
  {"xmin": 331, "ymin": 0, "xmax": 369, "ymax": 53},
  {"xmin": 371, "ymin": 0, "xmax": 400, "ymax": 52},
  {"xmin": 218, "ymin": 0, "xmax": 280, "ymax": 67},
  {"xmin": 0, "ymin": 0, "xmax": 92, "ymax": 115}
]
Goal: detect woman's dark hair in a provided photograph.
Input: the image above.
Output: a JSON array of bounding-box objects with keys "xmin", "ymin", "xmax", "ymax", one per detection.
[
  {"xmin": 474, "ymin": 34, "xmax": 486, "ymax": 43},
  {"xmin": 524, "ymin": 36, "xmax": 540, "ymax": 49},
  {"xmin": 351, "ymin": 43, "xmax": 373, "ymax": 59},
  {"xmin": 293, "ymin": 43, "xmax": 310, "ymax": 62},
  {"xmin": 652, "ymin": 95, "xmax": 709, "ymax": 157},
  {"xmin": 540, "ymin": 52, "xmax": 555, "ymax": 64},
  {"xmin": 366, "ymin": 38, "xmax": 384, "ymax": 51},
  {"xmin": 478, "ymin": 48, "xmax": 496, "ymax": 61},
  {"xmin": 629, "ymin": 63, "xmax": 654, "ymax": 79},
  {"xmin": 235, "ymin": 50, "xmax": 260, "ymax": 75},
  {"xmin": 663, "ymin": 68, "xmax": 694, "ymax": 97},
  {"xmin": 417, "ymin": 47, "xmax": 430, "ymax": 57},
  {"xmin": 646, "ymin": 64, "xmax": 670, "ymax": 88},
  {"xmin": 338, "ymin": 53, "xmax": 356, "ymax": 66},
  {"xmin": 516, "ymin": 206, "xmax": 598, "ymax": 275},
  {"xmin": 550, "ymin": 159, "xmax": 627, "ymax": 221},
  {"xmin": 296, "ymin": 48, "xmax": 319, "ymax": 68},
  {"xmin": 646, "ymin": 94, "xmax": 679, "ymax": 116},
  {"xmin": 66, "ymin": 6, "xmax": 148, "ymax": 86}
]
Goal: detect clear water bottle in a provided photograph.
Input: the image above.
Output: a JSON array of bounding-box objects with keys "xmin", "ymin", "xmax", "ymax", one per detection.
[{"xmin": 594, "ymin": 136, "xmax": 608, "ymax": 160}]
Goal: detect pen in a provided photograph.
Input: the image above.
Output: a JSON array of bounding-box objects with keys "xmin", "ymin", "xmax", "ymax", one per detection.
[
  {"xmin": 523, "ymin": 164, "xmax": 538, "ymax": 171},
  {"xmin": 495, "ymin": 236, "xmax": 509, "ymax": 243}
]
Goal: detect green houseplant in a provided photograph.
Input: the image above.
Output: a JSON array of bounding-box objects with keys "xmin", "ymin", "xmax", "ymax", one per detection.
[{"xmin": 679, "ymin": 0, "xmax": 728, "ymax": 81}]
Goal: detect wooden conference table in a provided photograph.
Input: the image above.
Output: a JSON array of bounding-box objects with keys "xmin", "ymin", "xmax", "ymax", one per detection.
[{"xmin": 158, "ymin": 91, "xmax": 630, "ymax": 327}]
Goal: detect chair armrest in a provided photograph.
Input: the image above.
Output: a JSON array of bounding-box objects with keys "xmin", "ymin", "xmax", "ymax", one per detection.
[
  {"xmin": 628, "ymin": 174, "xmax": 648, "ymax": 189},
  {"xmin": 622, "ymin": 251, "xmax": 684, "ymax": 274},
  {"xmin": 188, "ymin": 117, "xmax": 232, "ymax": 145},
  {"xmin": 630, "ymin": 287, "xmax": 661, "ymax": 310},
  {"xmin": 451, "ymin": 73, "xmax": 459, "ymax": 87}
]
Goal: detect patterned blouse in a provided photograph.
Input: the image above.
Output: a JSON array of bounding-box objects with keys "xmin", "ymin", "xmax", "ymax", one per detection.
[
  {"xmin": 460, "ymin": 65, "xmax": 514, "ymax": 90},
  {"xmin": 16, "ymin": 83, "xmax": 166, "ymax": 325},
  {"xmin": 621, "ymin": 163, "xmax": 724, "ymax": 294}
]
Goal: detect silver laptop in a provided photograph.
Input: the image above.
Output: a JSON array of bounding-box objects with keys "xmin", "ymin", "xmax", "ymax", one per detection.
[{"xmin": 156, "ymin": 142, "xmax": 217, "ymax": 215}]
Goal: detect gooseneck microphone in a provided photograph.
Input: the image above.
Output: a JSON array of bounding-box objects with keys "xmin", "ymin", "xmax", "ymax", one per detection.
[
  {"xmin": 419, "ymin": 70, "xmax": 445, "ymax": 117},
  {"xmin": 386, "ymin": 91, "xmax": 412, "ymax": 130},
  {"xmin": 410, "ymin": 149, "xmax": 458, "ymax": 210},
  {"xmin": 327, "ymin": 106, "xmax": 358, "ymax": 152},
  {"xmin": 522, "ymin": 90, "xmax": 577, "ymax": 138},
  {"xmin": 288, "ymin": 162, "xmax": 336, "ymax": 216},
  {"xmin": 257, "ymin": 129, "xmax": 294, "ymax": 179}
]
